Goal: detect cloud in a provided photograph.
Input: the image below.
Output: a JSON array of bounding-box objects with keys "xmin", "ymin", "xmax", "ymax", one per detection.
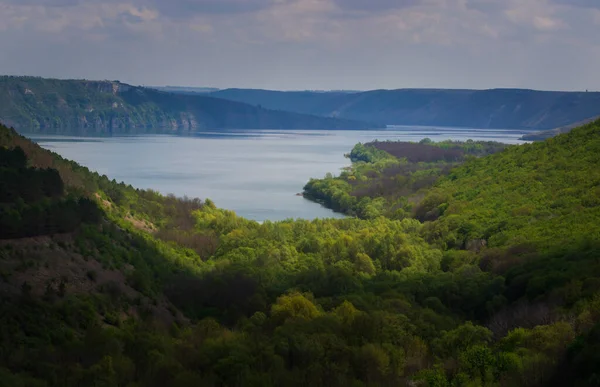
[
  {"xmin": 0, "ymin": 0, "xmax": 82, "ymax": 6},
  {"xmin": 332, "ymin": 0, "xmax": 420, "ymax": 12},
  {"xmin": 0, "ymin": 0, "xmax": 598, "ymax": 91},
  {"xmin": 550, "ymin": 0, "xmax": 600, "ymax": 9},
  {"xmin": 0, "ymin": 0, "xmax": 281, "ymax": 15},
  {"xmin": 465, "ymin": 0, "xmax": 509, "ymax": 12},
  {"xmin": 532, "ymin": 15, "xmax": 566, "ymax": 30},
  {"xmin": 149, "ymin": 0, "xmax": 278, "ymax": 17}
]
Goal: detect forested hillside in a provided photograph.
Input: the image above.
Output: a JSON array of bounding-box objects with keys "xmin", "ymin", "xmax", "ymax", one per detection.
[
  {"xmin": 212, "ymin": 88, "xmax": 600, "ymax": 130},
  {"xmin": 0, "ymin": 76, "xmax": 375, "ymax": 133},
  {"xmin": 304, "ymin": 139, "xmax": 510, "ymax": 219},
  {"xmin": 520, "ymin": 116, "xmax": 600, "ymax": 141},
  {"xmin": 1, "ymin": 119, "xmax": 600, "ymax": 386}
]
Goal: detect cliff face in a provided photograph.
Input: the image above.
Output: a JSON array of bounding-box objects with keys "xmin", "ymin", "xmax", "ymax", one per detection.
[{"xmin": 0, "ymin": 76, "xmax": 376, "ymax": 133}]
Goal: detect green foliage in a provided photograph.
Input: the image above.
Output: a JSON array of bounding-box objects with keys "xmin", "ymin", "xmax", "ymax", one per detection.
[
  {"xmin": 1, "ymin": 120, "xmax": 600, "ymax": 386},
  {"xmin": 0, "ymin": 146, "xmax": 102, "ymax": 238},
  {"xmin": 348, "ymin": 142, "xmax": 393, "ymax": 163},
  {"xmin": 418, "ymin": 121, "xmax": 600, "ymax": 250},
  {"xmin": 304, "ymin": 140, "xmax": 507, "ymax": 220},
  {"xmin": 271, "ymin": 292, "xmax": 321, "ymax": 323}
]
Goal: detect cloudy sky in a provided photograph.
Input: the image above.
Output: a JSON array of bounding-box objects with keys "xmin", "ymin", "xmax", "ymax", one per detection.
[{"xmin": 0, "ymin": 0, "xmax": 598, "ymax": 90}]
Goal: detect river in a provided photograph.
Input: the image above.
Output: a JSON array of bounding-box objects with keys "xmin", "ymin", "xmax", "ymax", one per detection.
[{"xmin": 29, "ymin": 127, "xmax": 527, "ymax": 221}]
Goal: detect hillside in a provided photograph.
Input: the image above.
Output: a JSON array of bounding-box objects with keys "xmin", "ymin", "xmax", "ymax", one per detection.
[
  {"xmin": 151, "ymin": 86, "xmax": 220, "ymax": 94},
  {"xmin": 212, "ymin": 88, "xmax": 600, "ymax": 130},
  {"xmin": 0, "ymin": 76, "xmax": 376, "ymax": 133},
  {"xmin": 305, "ymin": 120, "xmax": 600, "ymax": 250},
  {"xmin": 520, "ymin": 116, "xmax": 600, "ymax": 141},
  {"xmin": 2, "ymin": 119, "xmax": 600, "ymax": 386},
  {"xmin": 418, "ymin": 120, "xmax": 600, "ymax": 250},
  {"xmin": 303, "ymin": 139, "xmax": 510, "ymax": 219}
]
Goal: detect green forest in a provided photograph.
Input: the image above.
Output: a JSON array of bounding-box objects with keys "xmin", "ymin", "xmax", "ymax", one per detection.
[
  {"xmin": 303, "ymin": 139, "xmax": 510, "ymax": 219},
  {"xmin": 0, "ymin": 119, "xmax": 600, "ymax": 387}
]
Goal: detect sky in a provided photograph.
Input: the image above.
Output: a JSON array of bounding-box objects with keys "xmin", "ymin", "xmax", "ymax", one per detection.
[{"xmin": 0, "ymin": 0, "xmax": 598, "ymax": 91}]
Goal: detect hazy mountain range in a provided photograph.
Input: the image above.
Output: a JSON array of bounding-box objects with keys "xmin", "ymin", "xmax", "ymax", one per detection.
[
  {"xmin": 2, "ymin": 76, "xmax": 600, "ymax": 134},
  {"xmin": 211, "ymin": 88, "xmax": 600, "ymax": 130}
]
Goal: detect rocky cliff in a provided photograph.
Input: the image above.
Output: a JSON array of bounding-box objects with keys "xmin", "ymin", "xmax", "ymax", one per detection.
[{"xmin": 0, "ymin": 76, "xmax": 376, "ymax": 133}]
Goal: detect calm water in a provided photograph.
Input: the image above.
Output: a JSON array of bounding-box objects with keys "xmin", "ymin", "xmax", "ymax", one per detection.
[{"xmin": 29, "ymin": 127, "xmax": 527, "ymax": 221}]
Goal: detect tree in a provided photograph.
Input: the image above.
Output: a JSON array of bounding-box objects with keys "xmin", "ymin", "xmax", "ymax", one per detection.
[
  {"xmin": 434, "ymin": 322, "xmax": 493, "ymax": 358},
  {"xmin": 271, "ymin": 293, "xmax": 320, "ymax": 323},
  {"xmin": 357, "ymin": 344, "xmax": 390, "ymax": 384}
]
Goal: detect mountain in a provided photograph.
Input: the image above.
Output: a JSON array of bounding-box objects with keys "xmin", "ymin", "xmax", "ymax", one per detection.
[
  {"xmin": 2, "ymin": 119, "xmax": 600, "ymax": 386},
  {"xmin": 520, "ymin": 115, "xmax": 600, "ymax": 141},
  {"xmin": 212, "ymin": 88, "xmax": 600, "ymax": 130},
  {"xmin": 0, "ymin": 76, "xmax": 376, "ymax": 133}
]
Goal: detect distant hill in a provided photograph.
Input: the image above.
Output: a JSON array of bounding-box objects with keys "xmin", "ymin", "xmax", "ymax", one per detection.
[
  {"xmin": 211, "ymin": 88, "xmax": 600, "ymax": 130},
  {"xmin": 520, "ymin": 116, "xmax": 600, "ymax": 141},
  {"xmin": 0, "ymin": 76, "xmax": 376, "ymax": 133},
  {"xmin": 150, "ymin": 86, "xmax": 220, "ymax": 94}
]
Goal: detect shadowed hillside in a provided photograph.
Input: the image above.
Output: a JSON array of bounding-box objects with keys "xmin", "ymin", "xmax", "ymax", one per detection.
[
  {"xmin": 0, "ymin": 76, "xmax": 377, "ymax": 133},
  {"xmin": 212, "ymin": 88, "xmax": 600, "ymax": 130}
]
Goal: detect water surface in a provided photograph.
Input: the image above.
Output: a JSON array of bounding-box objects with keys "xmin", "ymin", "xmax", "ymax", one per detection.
[{"xmin": 29, "ymin": 127, "xmax": 527, "ymax": 221}]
